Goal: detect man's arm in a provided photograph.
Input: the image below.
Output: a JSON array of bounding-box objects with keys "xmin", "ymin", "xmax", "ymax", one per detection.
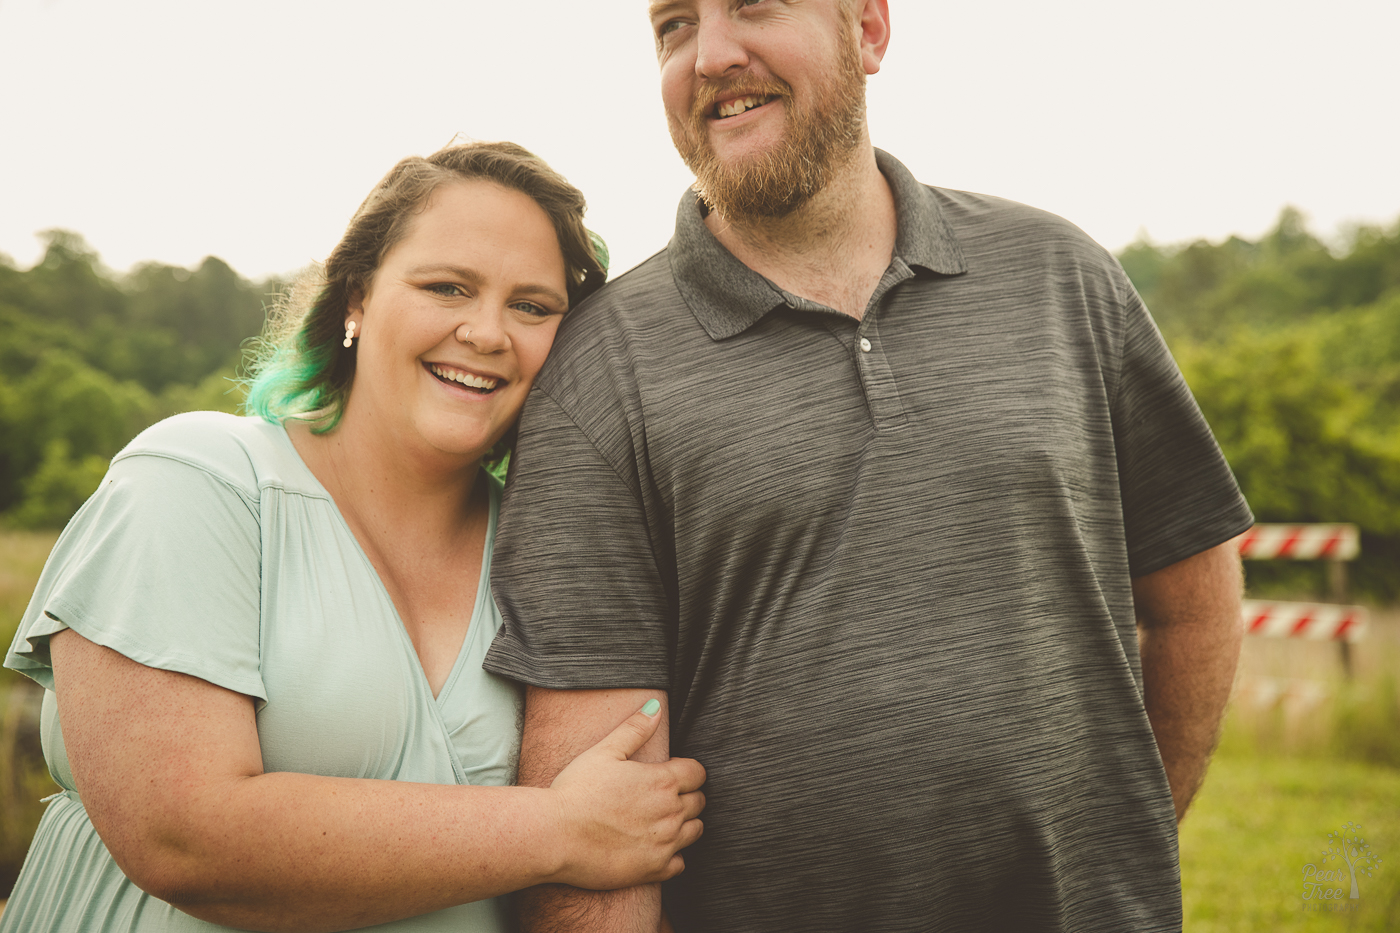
[
  {"xmin": 1133, "ymin": 539, "xmax": 1244, "ymax": 823},
  {"xmin": 517, "ymin": 686, "xmax": 673, "ymax": 933}
]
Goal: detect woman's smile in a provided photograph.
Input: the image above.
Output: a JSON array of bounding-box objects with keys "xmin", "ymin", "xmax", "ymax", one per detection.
[{"xmin": 426, "ymin": 361, "xmax": 503, "ymax": 394}]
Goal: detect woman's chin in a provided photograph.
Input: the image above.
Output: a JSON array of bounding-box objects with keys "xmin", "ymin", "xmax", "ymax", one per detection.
[{"xmin": 409, "ymin": 420, "xmax": 506, "ymax": 466}]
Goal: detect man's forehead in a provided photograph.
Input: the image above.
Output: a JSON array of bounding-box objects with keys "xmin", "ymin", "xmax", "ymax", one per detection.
[{"xmin": 648, "ymin": 0, "xmax": 851, "ymax": 19}]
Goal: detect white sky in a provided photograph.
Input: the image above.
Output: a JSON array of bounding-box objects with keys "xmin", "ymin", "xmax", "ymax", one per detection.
[{"xmin": 1, "ymin": 0, "xmax": 1397, "ymax": 283}]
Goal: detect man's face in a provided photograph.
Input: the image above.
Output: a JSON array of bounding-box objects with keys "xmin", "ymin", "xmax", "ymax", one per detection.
[{"xmin": 650, "ymin": 0, "xmax": 868, "ymax": 222}]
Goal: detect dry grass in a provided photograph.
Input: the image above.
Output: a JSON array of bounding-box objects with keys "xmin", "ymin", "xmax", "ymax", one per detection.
[
  {"xmin": 0, "ymin": 530, "xmax": 58, "ymax": 651},
  {"xmin": 1225, "ymin": 610, "xmax": 1400, "ymax": 767},
  {"xmin": 0, "ymin": 531, "xmax": 59, "ymax": 896}
]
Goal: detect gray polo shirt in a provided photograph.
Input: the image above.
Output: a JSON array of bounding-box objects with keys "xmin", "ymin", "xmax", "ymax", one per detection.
[{"xmin": 486, "ymin": 150, "xmax": 1252, "ymax": 932}]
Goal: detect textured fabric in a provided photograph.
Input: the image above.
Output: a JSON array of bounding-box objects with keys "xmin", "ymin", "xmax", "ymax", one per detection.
[
  {"xmin": 3, "ymin": 412, "xmax": 521, "ymax": 933},
  {"xmin": 486, "ymin": 151, "xmax": 1253, "ymax": 932}
]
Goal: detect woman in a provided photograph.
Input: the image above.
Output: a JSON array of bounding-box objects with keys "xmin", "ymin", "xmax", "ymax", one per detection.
[{"xmin": 2, "ymin": 141, "xmax": 705, "ymax": 932}]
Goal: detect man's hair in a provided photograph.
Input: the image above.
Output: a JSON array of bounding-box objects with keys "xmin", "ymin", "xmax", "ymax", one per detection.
[{"xmin": 243, "ymin": 140, "xmax": 605, "ymax": 434}]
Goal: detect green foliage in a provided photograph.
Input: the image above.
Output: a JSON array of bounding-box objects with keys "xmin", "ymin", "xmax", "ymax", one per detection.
[
  {"xmin": 1175, "ymin": 331, "xmax": 1400, "ymax": 533},
  {"xmin": 1122, "ymin": 209, "xmax": 1400, "ymax": 601},
  {"xmin": 0, "ymin": 233, "xmax": 269, "ymax": 529},
  {"xmin": 5, "ymin": 440, "xmax": 110, "ymax": 531},
  {"xmin": 1132, "ymin": 208, "xmax": 1400, "ymax": 344}
]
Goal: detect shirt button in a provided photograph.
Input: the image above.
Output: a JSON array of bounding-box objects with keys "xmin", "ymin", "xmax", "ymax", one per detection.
[{"xmin": 859, "ymin": 337, "xmax": 872, "ymax": 352}]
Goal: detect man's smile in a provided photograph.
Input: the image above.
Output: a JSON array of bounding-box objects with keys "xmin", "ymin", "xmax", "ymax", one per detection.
[{"xmin": 714, "ymin": 94, "xmax": 777, "ymax": 119}]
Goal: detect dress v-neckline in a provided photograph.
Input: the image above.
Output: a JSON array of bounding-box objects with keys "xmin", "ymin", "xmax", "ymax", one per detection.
[{"xmin": 274, "ymin": 422, "xmax": 494, "ymax": 706}]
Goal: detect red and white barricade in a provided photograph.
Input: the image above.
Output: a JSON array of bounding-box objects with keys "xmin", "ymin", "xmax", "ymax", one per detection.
[
  {"xmin": 1234, "ymin": 523, "xmax": 1366, "ymax": 675},
  {"xmin": 1235, "ymin": 524, "xmax": 1359, "ymax": 561},
  {"xmin": 1240, "ymin": 599, "xmax": 1368, "ymax": 643}
]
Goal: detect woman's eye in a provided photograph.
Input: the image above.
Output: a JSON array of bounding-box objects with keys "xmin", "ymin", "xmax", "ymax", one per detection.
[
  {"xmin": 426, "ymin": 283, "xmax": 465, "ymax": 297},
  {"xmin": 512, "ymin": 301, "xmax": 554, "ymax": 318}
]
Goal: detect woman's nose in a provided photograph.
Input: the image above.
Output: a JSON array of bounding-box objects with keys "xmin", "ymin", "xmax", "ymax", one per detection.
[{"xmin": 456, "ymin": 308, "xmax": 508, "ymax": 352}]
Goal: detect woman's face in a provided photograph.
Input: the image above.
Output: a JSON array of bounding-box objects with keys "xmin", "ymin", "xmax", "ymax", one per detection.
[{"xmin": 345, "ymin": 179, "xmax": 569, "ymax": 465}]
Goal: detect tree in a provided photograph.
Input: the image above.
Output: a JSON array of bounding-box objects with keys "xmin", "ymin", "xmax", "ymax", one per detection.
[{"xmin": 5, "ymin": 440, "xmax": 110, "ymax": 531}]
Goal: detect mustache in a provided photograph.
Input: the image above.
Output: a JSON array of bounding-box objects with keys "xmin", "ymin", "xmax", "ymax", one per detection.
[{"xmin": 689, "ymin": 76, "xmax": 791, "ymax": 123}]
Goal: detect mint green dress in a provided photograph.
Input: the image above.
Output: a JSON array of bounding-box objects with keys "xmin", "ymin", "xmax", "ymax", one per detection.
[{"xmin": 2, "ymin": 412, "xmax": 522, "ymax": 932}]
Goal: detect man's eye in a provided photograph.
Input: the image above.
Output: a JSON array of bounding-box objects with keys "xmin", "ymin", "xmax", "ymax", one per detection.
[{"xmin": 656, "ymin": 17, "xmax": 692, "ymax": 39}]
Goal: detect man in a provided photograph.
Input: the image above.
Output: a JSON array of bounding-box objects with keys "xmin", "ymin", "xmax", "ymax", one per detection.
[{"xmin": 485, "ymin": 1, "xmax": 1251, "ymax": 930}]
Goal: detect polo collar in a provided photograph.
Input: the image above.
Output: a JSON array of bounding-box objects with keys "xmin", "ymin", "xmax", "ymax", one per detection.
[{"xmin": 670, "ymin": 149, "xmax": 967, "ymax": 341}]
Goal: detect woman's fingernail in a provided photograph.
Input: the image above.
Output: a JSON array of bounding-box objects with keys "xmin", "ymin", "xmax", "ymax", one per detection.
[{"xmin": 642, "ymin": 699, "xmax": 661, "ymax": 717}]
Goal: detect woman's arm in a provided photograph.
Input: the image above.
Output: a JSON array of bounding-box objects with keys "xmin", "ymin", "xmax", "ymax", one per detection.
[{"xmin": 49, "ymin": 629, "xmax": 705, "ymax": 933}]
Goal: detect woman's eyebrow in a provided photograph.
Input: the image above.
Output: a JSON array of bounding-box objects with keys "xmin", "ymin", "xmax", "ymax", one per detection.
[
  {"xmin": 406, "ymin": 262, "xmax": 484, "ymax": 282},
  {"xmin": 514, "ymin": 284, "xmax": 569, "ymax": 307}
]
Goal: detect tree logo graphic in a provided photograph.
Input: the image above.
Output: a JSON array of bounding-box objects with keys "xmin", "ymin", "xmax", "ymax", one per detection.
[{"xmin": 1302, "ymin": 821, "xmax": 1383, "ymax": 905}]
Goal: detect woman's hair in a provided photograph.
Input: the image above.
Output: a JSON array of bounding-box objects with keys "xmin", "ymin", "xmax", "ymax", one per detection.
[{"xmin": 243, "ymin": 140, "xmax": 607, "ymax": 434}]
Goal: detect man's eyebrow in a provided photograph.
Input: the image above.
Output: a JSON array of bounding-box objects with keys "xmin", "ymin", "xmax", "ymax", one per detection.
[{"xmin": 647, "ymin": 0, "xmax": 686, "ymax": 22}]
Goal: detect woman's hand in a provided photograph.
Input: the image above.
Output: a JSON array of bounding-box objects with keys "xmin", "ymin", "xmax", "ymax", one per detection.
[{"xmin": 548, "ymin": 700, "xmax": 706, "ymax": 890}]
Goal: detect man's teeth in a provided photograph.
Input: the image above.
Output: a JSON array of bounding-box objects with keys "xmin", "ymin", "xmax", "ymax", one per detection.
[
  {"xmin": 431, "ymin": 364, "xmax": 498, "ymax": 390},
  {"xmin": 717, "ymin": 95, "xmax": 771, "ymax": 118}
]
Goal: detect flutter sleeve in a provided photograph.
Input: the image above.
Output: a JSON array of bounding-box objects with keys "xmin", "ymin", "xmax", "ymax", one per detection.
[{"xmin": 5, "ymin": 448, "xmax": 266, "ymax": 701}]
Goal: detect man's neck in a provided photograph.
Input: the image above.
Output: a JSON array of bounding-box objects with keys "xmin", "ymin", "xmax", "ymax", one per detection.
[{"xmin": 704, "ymin": 145, "xmax": 896, "ymax": 320}]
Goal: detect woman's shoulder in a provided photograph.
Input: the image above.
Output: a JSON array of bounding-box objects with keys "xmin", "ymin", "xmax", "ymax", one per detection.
[{"xmin": 115, "ymin": 412, "xmax": 312, "ymax": 499}]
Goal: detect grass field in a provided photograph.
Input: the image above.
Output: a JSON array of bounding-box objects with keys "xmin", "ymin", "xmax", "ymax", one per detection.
[
  {"xmin": 1, "ymin": 529, "xmax": 1397, "ymax": 927},
  {"xmin": 1182, "ymin": 753, "xmax": 1400, "ymax": 930}
]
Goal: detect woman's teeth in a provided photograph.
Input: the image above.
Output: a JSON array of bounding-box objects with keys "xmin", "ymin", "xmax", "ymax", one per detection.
[{"xmin": 430, "ymin": 364, "xmax": 498, "ymax": 391}]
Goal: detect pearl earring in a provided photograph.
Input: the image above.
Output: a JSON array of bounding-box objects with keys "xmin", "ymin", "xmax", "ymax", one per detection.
[{"xmin": 343, "ymin": 320, "xmax": 357, "ymax": 348}]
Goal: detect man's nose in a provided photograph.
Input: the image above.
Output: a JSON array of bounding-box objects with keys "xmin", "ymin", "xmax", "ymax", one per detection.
[{"xmin": 694, "ymin": 14, "xmax": 748, "ymax": 78}]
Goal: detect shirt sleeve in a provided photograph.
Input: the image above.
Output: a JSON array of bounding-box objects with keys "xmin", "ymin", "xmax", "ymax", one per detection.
[
  {"xmin": 5, "ymin": 451, "xmax": 266, "ymax": 700},
  {"xmin": 484, "ymin": 389, "xmax": 672, "ymax": 690},
  {"xmin": 1110, "ymin": 283, "xmax": 1254, "ymax": 577}
]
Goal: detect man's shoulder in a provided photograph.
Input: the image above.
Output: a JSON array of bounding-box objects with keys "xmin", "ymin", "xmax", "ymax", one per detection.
[
  {"xmin": 566, "ymin": 248, "xmax": 689, "ymax": 329},
  {"xmin": 929, "ymin": 185, "xmax": 1116, "ymax": 267},
  {"xmin": 534, "ymin": 247, "xmax": 704, "ymax": 392}
]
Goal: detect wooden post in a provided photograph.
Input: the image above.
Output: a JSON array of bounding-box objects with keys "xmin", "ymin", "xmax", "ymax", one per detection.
[{"xmin": 1329, "ymin": 558, "xmax": 1353, "ymax": 679}]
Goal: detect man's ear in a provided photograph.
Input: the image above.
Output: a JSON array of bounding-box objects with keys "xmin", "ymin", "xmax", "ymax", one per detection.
[{"xmin": 856, "ymin": 0, "xmax": 892, "ymax": 75}]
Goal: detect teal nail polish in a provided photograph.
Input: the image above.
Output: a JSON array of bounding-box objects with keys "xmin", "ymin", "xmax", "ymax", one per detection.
[{"xmin": 642, "ymin": 699, "xmax": 661, "ymax": 716}]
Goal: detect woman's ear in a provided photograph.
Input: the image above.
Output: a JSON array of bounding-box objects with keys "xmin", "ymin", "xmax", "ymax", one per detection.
[{"xmin": 345, "ymin": 290, "xmax": 366, "ymax": 335}]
